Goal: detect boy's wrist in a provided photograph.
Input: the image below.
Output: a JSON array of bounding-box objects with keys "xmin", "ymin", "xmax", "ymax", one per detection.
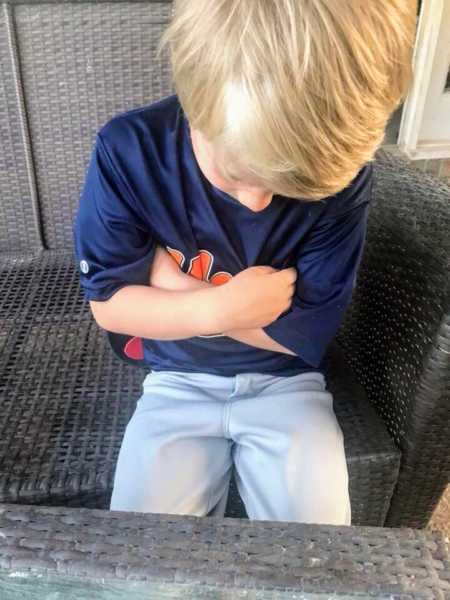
[
  {"xmin": 149, "ymin": 259, "xmax": 235, "ymax": 332},
  {"xmin": 154, "ymin": 271, "xmax": 231, "ymax": 334},
  {"xmin": 190, "ymin": 284, "xmax": 230, "ymax": 334}
]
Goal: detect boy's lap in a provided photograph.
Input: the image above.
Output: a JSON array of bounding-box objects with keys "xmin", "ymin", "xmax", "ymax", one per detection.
[
  {"xmin": 123, "ymin": 370, "xmax": 341, "ymax": 456},
  {"xmin": 110, "ymin": 372, "xmax": 348, "ymax": 517}
]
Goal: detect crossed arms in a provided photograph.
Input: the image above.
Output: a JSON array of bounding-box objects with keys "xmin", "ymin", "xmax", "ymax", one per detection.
[{"xmin": 89, "ymin": 245, "xmax": 298, "ymax": 356}]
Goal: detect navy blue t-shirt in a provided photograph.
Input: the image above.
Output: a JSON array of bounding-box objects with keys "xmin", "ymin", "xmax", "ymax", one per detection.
[{"xmin": 73, "ymin": 94, "xmax": 373, "ymax": 377}]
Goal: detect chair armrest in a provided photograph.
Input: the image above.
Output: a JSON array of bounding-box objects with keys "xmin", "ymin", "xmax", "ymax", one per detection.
[
  {"xmin": 336, "ymin": 148, "xmax": 450, "ymax": 528},
  {"xmin": 0, "ymin": 502, "xmax": 449, "ymax": 596}
]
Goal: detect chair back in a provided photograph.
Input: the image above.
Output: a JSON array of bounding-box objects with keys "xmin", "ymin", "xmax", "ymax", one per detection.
[{"xmin": 0, "ymin": 0, "xmax": 174, "ymax": 253}]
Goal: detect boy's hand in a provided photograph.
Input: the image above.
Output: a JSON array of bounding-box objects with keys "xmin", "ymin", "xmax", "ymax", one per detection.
[
  {"xmin": 216, "ymin": 265, "xmax": 297, "ymax": 331},
  {"xmin": 148, "ymin": 245, "xmax": 298, "ymax": 331}
]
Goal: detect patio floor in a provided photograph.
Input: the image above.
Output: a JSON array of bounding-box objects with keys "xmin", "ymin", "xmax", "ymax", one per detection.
[{"xmin": 427, "ymin": 483, "xmax": 450, "ymax": 539}]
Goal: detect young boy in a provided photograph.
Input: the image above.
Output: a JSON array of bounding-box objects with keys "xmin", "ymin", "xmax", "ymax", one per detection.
[{"xmin": 73, "ymin": 1, "xmax": 417, "ymax": 524}]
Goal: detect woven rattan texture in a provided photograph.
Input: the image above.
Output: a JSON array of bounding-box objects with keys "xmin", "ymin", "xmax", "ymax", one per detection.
[
  {"xmin": 0, "ymin": 250, "xmax": 399, "ymax": 525},
  {"xmin": 0, "ymin": 503, "xmax": 449, "ymax": 597},
  {"xmin": 0, "ymin": 251, "xmax": 146, "ymax": 507},
  {"xmin": 0, "ymin": 5, "xmax": 42, "ymax": 252},
  {"xmin": 336, "ymin": 149, "xmax": 450, "ymax": 528},
  {"xmin": 0, "ymin": 0, "xmax": 448, "ymax": 532},
  {"xmin": 12, "ymin": 2, "xmax": 174, "ymax": 250}
]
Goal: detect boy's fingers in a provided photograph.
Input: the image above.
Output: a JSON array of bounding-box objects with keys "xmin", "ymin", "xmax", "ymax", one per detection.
[
  {"xmin": 286, "ymin": 284, "xmax": 295, "ymax": 299},
  {"xmin": 274, "ymin": 267, "xmax": 297, "ymax": 284}
]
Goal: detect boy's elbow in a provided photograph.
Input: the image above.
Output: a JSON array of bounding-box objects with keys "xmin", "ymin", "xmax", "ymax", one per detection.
[{"xmin": 89, "ymin": 299, "xmax": 111, "ymax": 330}]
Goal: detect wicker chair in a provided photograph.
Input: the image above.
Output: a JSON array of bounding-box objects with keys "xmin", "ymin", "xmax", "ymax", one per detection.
[{"xmin": 0, "ymin": 0, "xmax": 448, "ymax": 528}]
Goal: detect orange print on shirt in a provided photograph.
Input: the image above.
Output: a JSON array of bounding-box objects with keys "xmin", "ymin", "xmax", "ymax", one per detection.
[{"xmin": 167, "ymin": 247, "xmax": 233, "ymax": 286}]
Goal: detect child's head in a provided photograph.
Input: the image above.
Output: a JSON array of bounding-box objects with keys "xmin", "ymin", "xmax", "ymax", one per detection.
[{"xmin": 159, "ymin": 0, "xmax": 418, "ymax": 201}]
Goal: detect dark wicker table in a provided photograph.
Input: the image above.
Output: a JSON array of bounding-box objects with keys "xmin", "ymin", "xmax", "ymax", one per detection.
[{"xmin": 0, "ymin": 503, "xmax": 449, "ymax": 599}]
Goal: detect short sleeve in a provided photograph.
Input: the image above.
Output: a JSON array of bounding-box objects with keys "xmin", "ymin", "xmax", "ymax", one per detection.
[
  {"xmin": 263, "ymin": 163, "xmax": 373, "ymax": 368},
  {"xmin": 72, "ymin": 132, "xmax": 156, "ymax": 302}
]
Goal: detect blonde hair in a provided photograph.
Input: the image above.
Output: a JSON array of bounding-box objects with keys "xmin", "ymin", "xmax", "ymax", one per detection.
[{"xmin": 158, "ymin": 0, "xmax": 418, "ymax": 200}]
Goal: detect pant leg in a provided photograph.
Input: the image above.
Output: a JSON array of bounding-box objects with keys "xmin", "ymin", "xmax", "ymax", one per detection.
[
  {"xmin": 206, "ymin": 483, "xmax": 231, "ymax": 518},
  {"xmin": 230, "ymin": 371, "xmax": 351, "ymax": 525},
  {"xmin": 110, "ymin": 370, "xmax": 234, "ymax": 517}
]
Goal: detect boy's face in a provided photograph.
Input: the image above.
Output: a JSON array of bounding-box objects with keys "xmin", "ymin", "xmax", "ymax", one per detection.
[{"xmin": 189, "ymin": 126, "xmax": 273, "ymax": 213}]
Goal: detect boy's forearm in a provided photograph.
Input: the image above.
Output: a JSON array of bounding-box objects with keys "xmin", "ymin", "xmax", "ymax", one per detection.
[
  {"xmin": 224, "ymin": 326, "xmax": 296, "ymax": 356},
  {"xmin": 90, "ymin": 284, "xmax": 225, "ymax": 340},
  {"xmin": 145, "ymin": 248, "xmax": 297, "ymax": 355},
  {"xmin": 172, "ymin": 276, "xmax": 296, "ymax": 356}
]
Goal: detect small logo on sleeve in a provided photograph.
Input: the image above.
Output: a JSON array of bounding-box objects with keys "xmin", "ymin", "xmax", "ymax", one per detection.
[{"xmin": 80, "ymin": 260, "xmax": 90, "ymax": 274}]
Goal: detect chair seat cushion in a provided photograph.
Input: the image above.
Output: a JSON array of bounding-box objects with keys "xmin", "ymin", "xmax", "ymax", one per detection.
[{"xmin": 0, "ymin": 251, "xmax": 400, "ymax": 524}]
